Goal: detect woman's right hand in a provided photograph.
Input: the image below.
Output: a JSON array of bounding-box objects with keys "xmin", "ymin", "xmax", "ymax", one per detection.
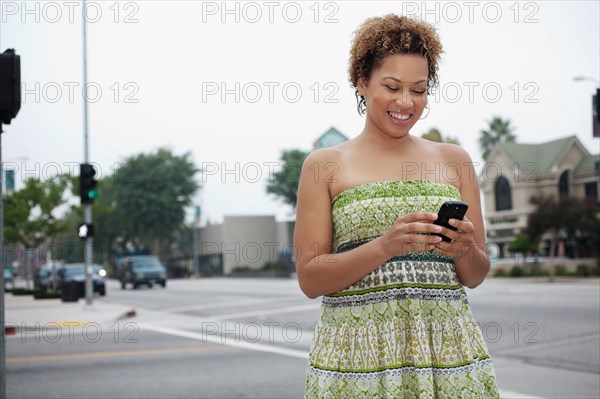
[{"xmin": 378, "ymin": 212, "xmax": 443, "ymax": 257}]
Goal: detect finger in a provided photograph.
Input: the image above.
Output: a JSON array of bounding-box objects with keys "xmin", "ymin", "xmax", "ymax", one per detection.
[
  {"xmin": 448, "ymin": 218, "xmax": 473, "ymax": 233},
  {"xmin": 397, "ymin": 212, "xmax": 438, "ymax": 223},
  {"xmin": 405, "ymin": 222, "xmax": 444, "ymax": 234},
  {"xmin": 407, "ymin": 233, "xmax": 443, "ymax": 244},
  {"xmin": 439, "ymin": 226, "xmax": 463, "ymax": 242}
]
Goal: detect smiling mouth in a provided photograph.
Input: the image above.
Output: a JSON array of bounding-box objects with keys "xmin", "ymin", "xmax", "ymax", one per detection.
[{"xmin": 388, "ymin": 111, "xmax": 412, "ymax": 121}]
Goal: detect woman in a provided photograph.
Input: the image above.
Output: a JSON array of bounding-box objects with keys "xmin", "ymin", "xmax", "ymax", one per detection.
[{"xmin": 294, "ymin": 14, "xmax": 500, "ymax": 398}]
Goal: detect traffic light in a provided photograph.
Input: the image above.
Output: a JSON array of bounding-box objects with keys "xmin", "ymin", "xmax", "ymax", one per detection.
[
  {"xmin": 0, "ymin": 49, "xmax": 21, "ymax": 125},
  {"xmin": 79, "ymin": 163, "xmax": 98, "ymax": 204},
  {"xmin": 78, "ymin": 223, "xmax": 94, "ymax": 239}
]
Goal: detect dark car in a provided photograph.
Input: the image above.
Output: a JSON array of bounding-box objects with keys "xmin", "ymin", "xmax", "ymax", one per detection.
[
  {"xmin": 37, "ymin": 263, "xmax": 64, "ymax": 291},
  {"xmin": 118, "ymin": 255, "xmax": 167, "ymax": 289},
  {"xmin": 61, "ymin": 263, "xmax": 106, "ymax": 297}
]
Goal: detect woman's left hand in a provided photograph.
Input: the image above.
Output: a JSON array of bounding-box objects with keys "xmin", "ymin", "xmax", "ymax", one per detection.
[{"xmin": 433, "ymin": 216, "xmax": 478, "ymax": 260}]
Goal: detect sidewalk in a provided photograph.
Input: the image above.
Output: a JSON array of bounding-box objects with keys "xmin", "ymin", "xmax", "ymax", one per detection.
[{"xmin": 3, "ymin": 292, "xmax": 135, "ymax": 334}]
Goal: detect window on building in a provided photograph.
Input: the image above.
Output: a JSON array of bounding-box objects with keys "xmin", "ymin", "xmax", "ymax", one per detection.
[
  {"xmin": 558, "ymin": 170, "xmax": 569, "ymax": 199},
  {"xmin": 495, "ymin": 175, "xmax": 512, "ymax": 211},
  {"xmin": 585, "ymin": 182, "xmax": 598, "ymax": 200}
]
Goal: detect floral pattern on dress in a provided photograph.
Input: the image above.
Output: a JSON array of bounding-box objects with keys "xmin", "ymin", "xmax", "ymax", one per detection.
[{"xmin": 305, "ymin": 180, "xmax": 500, "ymax": 399}]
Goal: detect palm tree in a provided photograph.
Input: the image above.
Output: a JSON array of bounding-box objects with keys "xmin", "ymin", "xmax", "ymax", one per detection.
[
  {"xmin": 421, "ymin": 128, "xmax": 460, "ymax": 145},
  {"xmin": 479, "ymin": 116, "xmax": 516, "ymax": 160}
]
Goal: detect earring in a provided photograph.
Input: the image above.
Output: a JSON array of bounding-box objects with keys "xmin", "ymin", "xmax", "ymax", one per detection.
[
  {"xmin": 419, "ymin": 104, "xmax": 430, "ymax": 120},
  {"xmin": 355, "ymin": 91, "xmax": 366, "ymax": 116}
]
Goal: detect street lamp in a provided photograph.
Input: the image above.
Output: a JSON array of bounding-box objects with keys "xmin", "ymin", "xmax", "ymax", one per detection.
[{"xmin": 574, "ymin": 76, "xmax": 600, "ymax": 85}]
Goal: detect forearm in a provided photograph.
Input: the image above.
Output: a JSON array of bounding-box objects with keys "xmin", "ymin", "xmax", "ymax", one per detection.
[
  {"xmin": 296, "ymin": 236, "xmax": 392, "ymax": 299},
  {"xmin": 454, "ymin": 244, "xmax": 490, "ymax": 289}
]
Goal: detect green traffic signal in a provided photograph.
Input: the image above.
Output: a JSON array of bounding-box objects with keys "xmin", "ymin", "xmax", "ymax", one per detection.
[
  {"xmin": 80, "ymin": 163, "xmax": 98, "ymax": 204},
  {"xmin": 88, "ymin": 188, "xmax": 98, "ymax": 200}
]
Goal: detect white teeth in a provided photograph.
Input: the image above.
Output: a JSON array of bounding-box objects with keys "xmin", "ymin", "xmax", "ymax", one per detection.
[{"xmin": 389, "ymin": 112, "xmax": 410, "ymax": 121}]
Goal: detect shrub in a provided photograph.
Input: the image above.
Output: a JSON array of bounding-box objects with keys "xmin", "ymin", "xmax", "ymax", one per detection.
[
  {"xmin": 11, "ymin": 288, "xmax": 34, "ymax": 296},
  {"xmin": 530, "ymin": 267, "xmax": 549, "ymax": 277},
  {"xmin": 33, "ymin": 290, "xmax": 62, "ymax": 299},
  {"xmin": 509, "ymin": 266, "xmax": 524, "ymax": 277},
  {"xmin": 576, "ymin": 264, "xmax": 590, "ymax": 277},
  {"xmin": 232, "ymin": 266, "xmax": 252, "ymax": 273},
  {"xmin": 262, "ymin": 261, "xmax": 288, "ymax": 271},
  {"xmin": 493, "ymin": 268, "xmax": 508, "ymax": 277},
  {"xmin": 554, "ymin": 265, "xmax": 568, "ymax": 276}
]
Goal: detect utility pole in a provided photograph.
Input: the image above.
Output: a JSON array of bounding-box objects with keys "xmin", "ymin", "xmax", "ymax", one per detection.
[
  {"xmin": 0, "ymin": 48, "xmax": 22, "ymax": 399},
  {"xmin": 1, "ymin": 123, "xmax": 6, "ymax": 399},
  {"xmin": 193, "ymin": 205, "xmax": 201, "ymax": 277},
  {"xmin": 82, "ymin": 0, "xmax": 93, "ymax": 307}
]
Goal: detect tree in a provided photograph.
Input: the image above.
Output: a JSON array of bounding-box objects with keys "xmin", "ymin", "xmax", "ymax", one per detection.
[
  {"xmin": 108, "ymin": 148, "xmax": 200, "ymax": 264},
  {"xmin": 266, "ymin": 149, "xmax": 309, "ymax": 210},
  {"xmin": 479, "ymin": 116, "xmax": 516, "ymax": 160},
  {"xmin": 421, "ymin": 127, "xmax": 460, "ymax": 145},
  {"xmin": 507, "ymin": 234, "xmax": 538, "ymax": 266},
  {"xmin": 526, "ymin": 195, "xmax": 600, "ymax": 279},
  {"xmin": 3, "ymin": 175, "xmax": 70, "ymax": 287},
  {"xmin": 573, "ymin": 198, "xmax": 600, "ymax": 259},
  {"xmin": 508, "ymin": 234, "xmax": 538, "ymax": 255}
]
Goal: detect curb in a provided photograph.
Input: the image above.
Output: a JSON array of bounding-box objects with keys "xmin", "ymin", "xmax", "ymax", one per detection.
[
  {"xmin": 118, "ymin": 308, "xmax": 137, "ymax": 320},
  {"xmin": 4, "ymin": 307, "xmax": 137, "ymax": 335}
]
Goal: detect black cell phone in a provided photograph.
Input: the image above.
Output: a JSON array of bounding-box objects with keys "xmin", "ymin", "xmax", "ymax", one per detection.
[{"xmin": 433, "ymin": 201, "xmax": 469, "ymax": 242}]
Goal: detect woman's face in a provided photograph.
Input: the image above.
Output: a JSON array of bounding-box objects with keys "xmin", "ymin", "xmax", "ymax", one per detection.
[{"xmin": 358, "ymin": 53, "xmax": 429, "ymax": 138}]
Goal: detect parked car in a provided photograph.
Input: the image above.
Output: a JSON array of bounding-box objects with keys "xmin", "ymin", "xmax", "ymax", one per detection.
[
  {"xmin": 37, "ymin": 263, "xmax": 64, "ymax": 291},
  {"xmin": 118, "ymin": 255, "xmax": 167, "ymax": 289},
  {"xmin": 60, "ymin": 263, "xmax": 106, "ymax": 297}
]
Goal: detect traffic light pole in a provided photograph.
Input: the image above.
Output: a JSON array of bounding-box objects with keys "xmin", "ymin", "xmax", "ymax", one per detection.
[
  {"xmin": 84, "ymin": 206, "xmax": 93, "ymax": 307},
  {"xmin": 0, "ymin": 48, "xmax": 22, "ymax": 399},
  {"xmin": 1, "ymin": 125, "xmax": 7, "ymax": 399},
  {"xmin": 82, "ymin": 0, "xmax": 93, "ymax": 308}
]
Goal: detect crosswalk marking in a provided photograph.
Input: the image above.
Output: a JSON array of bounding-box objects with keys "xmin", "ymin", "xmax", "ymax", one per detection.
[
  {"xmin": 140, "ymin": 323, "xmax": 309, "ymax": 359},
  {"xmin": 160, "ymin": 297, "xmax": 281, "ymax": 313},
  {"xmin": 141, "ymin": 323, "xmax": 542, "ymax": 399},
  {"xmin": 209, "ymin": 303, "xmax": 320, "ymax": 321}
]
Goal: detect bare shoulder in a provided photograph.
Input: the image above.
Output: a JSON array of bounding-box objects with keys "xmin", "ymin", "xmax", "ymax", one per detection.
[
  {"xmin": 441, "ymin": 142, "xmax": 472, "ymax": 163},
  {"xmin": 302, "ymin": 146, "xmax": 340, "ymax": 168},
  {"xmin": 301, "ymin": 143, "xmax": 351, "ymax": 187},
  {"xmin": 411, "ymin": 136, "xmax": 472, "ymax": 164}
]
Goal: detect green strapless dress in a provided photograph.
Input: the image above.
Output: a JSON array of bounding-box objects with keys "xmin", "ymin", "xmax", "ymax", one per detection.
[{"xmin": 305, "ymin": 180, "xmax": 500, "ymax": 399}]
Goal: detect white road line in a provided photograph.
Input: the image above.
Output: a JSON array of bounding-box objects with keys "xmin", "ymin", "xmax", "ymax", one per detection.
[
  {"xmin": 141, "ymin": 323, "xmax": 542, "ymax": 399},
  {"xmin": 209, "ymin": 303, "xmax": 321, "ymax": 321},
  {"xmin": 499, "ymin": 390, "xmax": 543, "ymax": 399},
  {"xmin": 139, "ymin": 323, "xmax": 309, "ymax": 359},
  {"xmin": 160, "ymin": 297, "xmax": 281, "ymax": 313}
]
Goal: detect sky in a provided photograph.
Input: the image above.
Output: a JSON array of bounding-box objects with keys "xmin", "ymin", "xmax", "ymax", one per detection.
[{"xmin": 1, "ymin": 0, "xmax": 599, "ymax": 225}]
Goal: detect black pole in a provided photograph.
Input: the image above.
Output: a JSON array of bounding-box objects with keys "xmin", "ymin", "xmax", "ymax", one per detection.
[{"xmin": 1, "ymin": 124, "xmax": 7, "ymax": 399}]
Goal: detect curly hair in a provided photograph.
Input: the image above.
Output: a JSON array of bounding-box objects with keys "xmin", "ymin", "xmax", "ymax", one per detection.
[{"xmin": 348, "ymin": 14, "xmax": 443, "ymax": 114}]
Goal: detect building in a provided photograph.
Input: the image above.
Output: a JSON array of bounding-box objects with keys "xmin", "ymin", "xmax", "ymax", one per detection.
[
  {"xmin": 192, "ymin": 127, "xmax": 349, "ymax": 277},
  {"xmin": 480, "ymin": 135, "xmax": 599, "ymax": 259},
  {"xmin": 313, "ymin": 126, "xmax": 349, "ymax": 149},
  {"xmin": 195, "ymin": 216, "xmax": 295, "ymax": 276}
]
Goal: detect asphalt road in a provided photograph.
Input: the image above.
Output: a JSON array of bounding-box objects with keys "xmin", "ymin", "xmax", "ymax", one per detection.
[{"xmin": 5, "ymin": 276, "xmax": 600, "ymax": 399}]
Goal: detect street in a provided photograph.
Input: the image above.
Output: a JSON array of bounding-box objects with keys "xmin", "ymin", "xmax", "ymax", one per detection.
[{"xmin": 5, "ymin": 277, "xmax": 600, "ymax": 398}]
